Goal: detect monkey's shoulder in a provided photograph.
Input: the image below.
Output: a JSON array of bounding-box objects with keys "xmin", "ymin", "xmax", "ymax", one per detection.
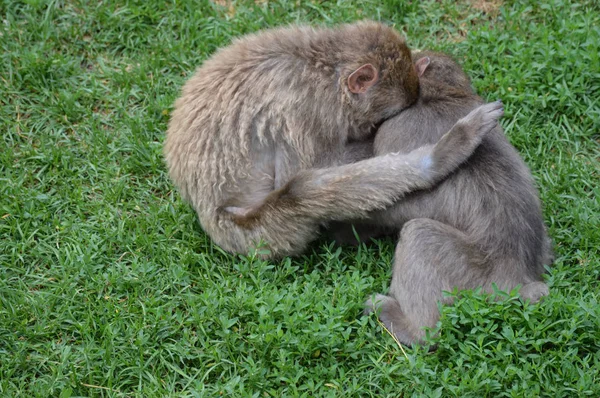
[{"xmin": 461, "ymin": 131, "xmax": 537, "ymax": 195}]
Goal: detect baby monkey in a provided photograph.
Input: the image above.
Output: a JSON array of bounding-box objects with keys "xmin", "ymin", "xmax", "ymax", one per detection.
[{"xmin": 363, "ymin": 52, "xmax": 553, "ymax": 346}]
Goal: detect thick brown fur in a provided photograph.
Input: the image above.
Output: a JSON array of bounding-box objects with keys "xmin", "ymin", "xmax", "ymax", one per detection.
[
  {"xmin": 164, "ymin": 22, "xmax": 502, "ymax": 258},
  {"xmin": 361, "ymin": 52, "xmax": 553, "ymax": 346}
]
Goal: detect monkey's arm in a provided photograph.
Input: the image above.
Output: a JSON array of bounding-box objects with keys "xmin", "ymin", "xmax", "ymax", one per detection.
[{"xmin": 226, "ymin": 101, "xmax": 503, "ymax": 224}]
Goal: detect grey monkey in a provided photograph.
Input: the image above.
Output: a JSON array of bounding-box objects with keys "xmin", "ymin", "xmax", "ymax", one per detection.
[
  {"xmin": 362, "ymin": 52, "xmax": 552, "ymax": 346},
  {"xmin": 164, "ymin": 22, "xmax": 504, "ymax": 258}
]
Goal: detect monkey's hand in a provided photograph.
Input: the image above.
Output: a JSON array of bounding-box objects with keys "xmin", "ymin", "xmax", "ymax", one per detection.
[{"xmin": 430, "ymin": 100, "xmax": 504, "ymax": 179}]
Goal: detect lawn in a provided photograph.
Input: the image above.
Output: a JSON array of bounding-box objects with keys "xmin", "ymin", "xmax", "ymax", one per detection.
[{"xmin": 1, "ymin": 0, "xmax": 599, "ymax": 396}]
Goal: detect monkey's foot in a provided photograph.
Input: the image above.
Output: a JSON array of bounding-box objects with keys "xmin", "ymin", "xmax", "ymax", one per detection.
[
  {"xmin": 519, "ymin": 282, "xmax": 549, "ymax": 303},
  {"xmin": 364, "ymin": 294, "xmax": 422, "ymax": 347}
]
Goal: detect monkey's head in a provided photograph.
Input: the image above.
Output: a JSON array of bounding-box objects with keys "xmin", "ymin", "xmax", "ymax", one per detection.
[
  {"xmin": 412, "ymin": 51, "xmax": 473, "ymax": 92},
  {"xmin": 338, "ymin": 22, "xmax": 419, "ymax": 137}
]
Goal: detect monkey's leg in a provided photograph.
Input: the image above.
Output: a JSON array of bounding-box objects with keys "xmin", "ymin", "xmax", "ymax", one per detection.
[
  {"xmin": 519, "ymin": 282, "xmax": 549, "ymax": 303},
  {"xmin": 366, "ymin": 218, "xmax": 488, "ymax": 346}
]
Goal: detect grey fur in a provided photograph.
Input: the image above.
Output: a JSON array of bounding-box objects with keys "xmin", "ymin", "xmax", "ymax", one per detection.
[{"xmin": 361, "ymin": 52, "xmax": 552, "ymax": 346}]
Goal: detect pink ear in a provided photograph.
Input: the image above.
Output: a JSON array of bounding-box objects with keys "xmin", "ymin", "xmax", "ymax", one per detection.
[
  {"xmin": 415, "ymin": 56, "xmax": 431, "ymax": 77},
  {"xmin": 348, "ymin": 64, "xmax": 379, "ymax": 94}
]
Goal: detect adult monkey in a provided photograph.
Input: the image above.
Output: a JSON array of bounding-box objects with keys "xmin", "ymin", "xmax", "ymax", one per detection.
[{"xmin": 164, "ymin": 22, "xmax": 504, "ymax": 257}]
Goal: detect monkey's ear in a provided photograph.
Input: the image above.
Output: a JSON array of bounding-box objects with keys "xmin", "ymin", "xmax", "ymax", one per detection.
[
  {"xmin": 415, "ymin": 57, "xmax": 431, "ymax": 77},
  {"xmin": 348, "ymin": 64, "xmax": 379, "ymax": 94}
]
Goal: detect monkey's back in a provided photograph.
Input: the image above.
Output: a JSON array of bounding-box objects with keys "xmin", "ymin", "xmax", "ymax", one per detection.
[
  {"xmin": 374, "ymin": 95, "xmax": 548, "ymax": 280},
  {"xmin": 166, "ymin": 28, "xmax": 335, "ymax": 193},
  {"xmin": 164, "ymin": 26, "xmax": 348, "ymax": 248}
]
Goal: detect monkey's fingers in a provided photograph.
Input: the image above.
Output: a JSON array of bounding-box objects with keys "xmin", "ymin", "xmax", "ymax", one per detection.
[
  {"xmin": 463, "ymin": 100, "xmax": 504, "ymax": 140},
  {"xmin": 430, "ymin": 100, "xmax": 504, "ymax": 178}
]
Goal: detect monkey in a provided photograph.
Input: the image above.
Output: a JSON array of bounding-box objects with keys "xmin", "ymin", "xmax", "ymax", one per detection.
[
  {"xmin": 164, "ymin": 21, "xmax": 504, "ymax": 258},
  {"xmin": 356, "ymin": 52, "xmax": 553, "ymax": 346}
]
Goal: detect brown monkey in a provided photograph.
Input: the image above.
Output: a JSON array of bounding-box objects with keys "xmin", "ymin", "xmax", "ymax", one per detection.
[
  {"xmin": 164, "ymin": 22, "xmax": 504, "ymax": 258},
  {"xmin": 361, "ymin": 52, "xmax": 552, "ymax": 346}
]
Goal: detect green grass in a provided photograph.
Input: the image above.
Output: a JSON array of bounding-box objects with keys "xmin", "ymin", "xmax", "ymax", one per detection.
[{"xmin": 1, "ymin": 0, "xmax": 599, "ymax": 396}]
